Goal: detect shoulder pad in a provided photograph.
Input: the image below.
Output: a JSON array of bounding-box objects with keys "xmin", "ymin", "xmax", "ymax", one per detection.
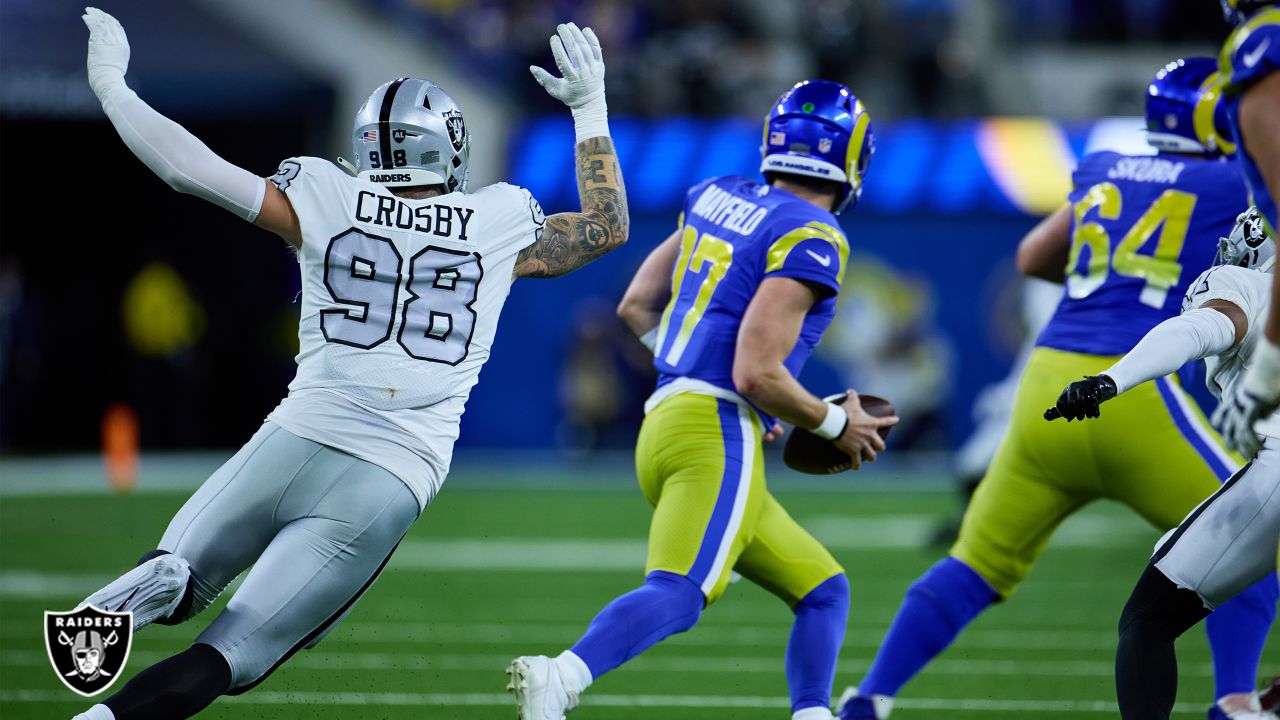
[{"xmin": 1219, "ymin": 8, "xmax": 1280, "ymax": 91}]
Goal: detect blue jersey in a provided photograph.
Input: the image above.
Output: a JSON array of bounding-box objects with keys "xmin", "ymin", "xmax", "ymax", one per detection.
[
  {"xmin": 1218, "ymin": 7, "xmax": 1280, "ymax": 235},
  {"xmin": 652, "ymin": 176, "xmax": 849, "ymax": 425},
  {"xmin": 1037, "ymin": 151, "xmax": 1248, "ymax": 355}
]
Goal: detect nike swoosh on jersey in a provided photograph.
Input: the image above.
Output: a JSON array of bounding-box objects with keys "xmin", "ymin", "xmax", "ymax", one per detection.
[
  {"xmin": 1243, "ymin": 37, "xmax": 1271, "ymax": 68},
  {"xmin": 804, "ymin": 249, "xmax": 832, "ymax": 267}
]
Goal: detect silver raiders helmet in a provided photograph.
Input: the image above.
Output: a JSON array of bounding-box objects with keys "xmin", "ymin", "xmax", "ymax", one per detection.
[{"xmin": 350, "ymin": 78, "xmax": 470, "ymax": 191}]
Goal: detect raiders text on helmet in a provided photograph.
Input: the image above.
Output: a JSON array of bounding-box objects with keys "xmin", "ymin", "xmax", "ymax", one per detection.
[{"xmin": 350, "ymin": 78, "xmax": 471, "ymax": 191}]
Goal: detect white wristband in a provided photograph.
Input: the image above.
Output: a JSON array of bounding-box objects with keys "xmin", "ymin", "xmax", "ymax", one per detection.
[
  {"xmin": 812, "ymin": 401, "xmax": 848, "ymax": 440},
  {"xmin": 638, "ymin": 328, "xmax": 658, "ymax": 352},
  {"xmin": 571, "ymin": 95, "xmax": 609, "ymax": 144},
  {"xmin": 1242, "ymin": 336, "xmax": 1280, "ymax": 402}
]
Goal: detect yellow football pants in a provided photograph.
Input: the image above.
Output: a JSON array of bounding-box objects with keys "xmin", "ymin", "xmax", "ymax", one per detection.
[
  {"xmin": 953, "ymin": 347, "xmax": 1243, "ymax": 597},
  {"xmin": 637, "ymin": 392, "xmax": 843, "ymax": 606}
]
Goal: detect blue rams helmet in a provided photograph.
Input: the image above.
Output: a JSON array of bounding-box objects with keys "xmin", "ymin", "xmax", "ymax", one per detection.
[
  {"xmin": 760, "ymin": 80, "xmax": 875, "ymax": 214},
  {"xmin": 1145, "ymin": 57, "xmax": 1234, "ymax": 157},
  {"xmin": 1221, "ymin": 0, "xmax": 1279, "ymax": 25}
]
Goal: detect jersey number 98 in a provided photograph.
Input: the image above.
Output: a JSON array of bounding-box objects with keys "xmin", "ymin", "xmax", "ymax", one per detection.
[{"xmin": 320, "ymin": 228, "xmax": 481, "ymax": 365}]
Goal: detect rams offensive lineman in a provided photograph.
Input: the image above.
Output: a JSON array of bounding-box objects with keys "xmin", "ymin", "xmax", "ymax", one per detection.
[
  {"xmin": 74, "ymin": 10, "xmax": 627, "ymax": 719},
  {"xmin": 1212, "ymin": 0, "xmax": 1280, "ymax": 457},
  {"xmin": 838, "ymin": 59, "xmax": 1279, "ymax": 720},
  {"xmin": 506, "ymin": 80, "xmax": 896, "ymax": 720},
  {"xmin": 1052, "ymin": 208, "xmax": 1280, "ymax": 719}
]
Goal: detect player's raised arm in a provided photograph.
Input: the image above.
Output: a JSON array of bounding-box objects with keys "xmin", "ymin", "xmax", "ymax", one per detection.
[
  {"xmin": 514, "ymin": 23, "xmax": 628, "ymax": 278},
  {"xmin": 616, "ymin": 228, "xmax": 681, "ymax": 349},
  {"xmin": 1016, "ymin": 203, "xmax": 1073, "ymax": 283},
  {"xmin": 82, "ymin": 7, "xmax": 300, "ymax": 246}
]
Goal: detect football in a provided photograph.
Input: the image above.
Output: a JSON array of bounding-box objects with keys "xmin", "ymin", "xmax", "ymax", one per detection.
[{"xmin": 783, "ymin": 394, "xmax": 896, "ymax": 474}]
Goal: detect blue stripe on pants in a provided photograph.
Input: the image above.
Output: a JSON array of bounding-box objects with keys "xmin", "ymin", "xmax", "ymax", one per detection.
[
  {"xmin": 1155, "ymin": 378, "xmax": 1232, "ymax": 480},
  {"xmin": 686, "ymin": 399, "xmax": 744, "ymax": 588}
]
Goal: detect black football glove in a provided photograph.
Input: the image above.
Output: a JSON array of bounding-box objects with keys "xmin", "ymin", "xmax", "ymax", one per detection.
[{"xmin": 1047, "ymin": 374, "xmax": 1117, "ymax": 422}]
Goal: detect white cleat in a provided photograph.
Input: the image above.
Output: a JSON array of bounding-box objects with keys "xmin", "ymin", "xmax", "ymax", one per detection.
[
  {"xmin": 836, "ymin": 686, "xmax": 894, "ymax": 720},
  {"xmin": 1217, "ymin": 692, "xmax": 1280, "ymax": 720},
  {"xmin": 507, "ymin": 655, "xmax": 578, "ymax": 720},
  {"xmin": 78, "ymin": 554, "xmax": 189, "ymax": 631}
]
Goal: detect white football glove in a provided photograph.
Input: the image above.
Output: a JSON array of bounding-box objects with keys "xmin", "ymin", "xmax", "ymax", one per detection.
[
  {"xmin": 530, "ymin": 22, "xmax": 608, "ymax": 141},
  {"xmin": 1214, "ymin": 337, "xmax": 1280, "ymax": 457},
  {"xmin": 1213, "ymin": 386, "xmax": 1271, "ymax": 458},
  {"xmin": 83, "ymin": 6, "xmax": 130, "ymax": 102}
]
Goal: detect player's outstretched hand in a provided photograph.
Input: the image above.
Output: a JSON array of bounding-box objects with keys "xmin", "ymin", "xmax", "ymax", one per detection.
[
  {"xmin": 529, "ymin": 23, "xmax": 605, "ymax": 110},
  {"xmin": 83, "ymin": 6, "xmax": 130, "ymax": 99},
  {"xmin": 1046, "ymin": 374, "xmax": 1116, "ymax": 422},
  {"xmin": 1212, "ymin": 386, "xmax": 1271, "ymax": 457},
  {"xmin": 832, "ymin": 390, "xmax": 899, "ymax": 468}
]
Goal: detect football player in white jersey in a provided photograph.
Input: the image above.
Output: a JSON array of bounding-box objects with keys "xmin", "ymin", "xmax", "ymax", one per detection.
[
  {"xmin": 73, "ymin": 8, "xmax": 627, "ymax": 720},
  {"xmin": 1049, "ymin": 207, "xmax": 1280, "ymax": 719}
]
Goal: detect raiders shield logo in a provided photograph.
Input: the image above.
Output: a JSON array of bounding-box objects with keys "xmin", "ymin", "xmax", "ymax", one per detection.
[
  {"xmin": 44, "ymin": 606, "xmax": 133, "ymax": 697},
  {"xmin": 443, "ymin": 109, "xmax": 467, "ymax": 152}
]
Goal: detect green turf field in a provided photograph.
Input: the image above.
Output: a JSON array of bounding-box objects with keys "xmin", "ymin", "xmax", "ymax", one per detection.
[{"xmin": 2, "ymin": 476, "xmax": 1277, "ymax": 719}]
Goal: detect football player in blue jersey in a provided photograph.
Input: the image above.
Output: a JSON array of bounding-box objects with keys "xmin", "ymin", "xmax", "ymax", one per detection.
[
  {"xmin": 837, "ymin": 59, "xmax": 1279, "ymax": 720},
  {"xmin": 1212, "ymin": 0, "xmax": 1280, "ymax": 465},
  {"xmin": 506, "ymin": 80, "xmax": 897, "ymax": 720}
]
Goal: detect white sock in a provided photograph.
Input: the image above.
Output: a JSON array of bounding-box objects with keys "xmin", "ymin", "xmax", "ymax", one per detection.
[
  {"xmin": 793, "ymin": 707, "xmax": 835, "ymax": 720},
  {"xmin": 554, "ymin": 650, "xmax": 593, "ymax": 694},
  {"xmin": 73, "ymin": 705, "xmax": 116, "ymax": 720}
]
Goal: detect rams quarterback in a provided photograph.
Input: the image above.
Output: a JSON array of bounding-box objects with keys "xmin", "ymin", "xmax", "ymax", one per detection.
[
  {"xmin": 1052, "ymin": 208, "xmax": 1280, "ymax": 719},
  {"xmin": 75, "ymin": 10, "xmax": 627, "ymax": 720},
  {"xmin": 1212, "ymin": 0, "xmax": 1280, "ymax": 466},
  {"xmin": 838, "ymin": 58, "xmax": 1279, "ymax": 720},
  {"xmin": 507, "ymin": 80, "xmax": 896, "ymax": 720}
]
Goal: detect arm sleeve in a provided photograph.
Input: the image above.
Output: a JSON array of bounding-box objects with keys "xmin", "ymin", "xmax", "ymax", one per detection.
[
  {"xmin": 99, "ymin": 85, "xmax": 266, "ymax": 221},
  {"xmin": 1103, "ymin": 308, "xmax": 1238, "ymax": 394}
]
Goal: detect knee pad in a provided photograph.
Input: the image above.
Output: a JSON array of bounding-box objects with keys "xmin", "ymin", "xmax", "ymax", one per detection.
[{"xmin": 647, "ymin": 570, "xmax": 705, "ymax": 633}]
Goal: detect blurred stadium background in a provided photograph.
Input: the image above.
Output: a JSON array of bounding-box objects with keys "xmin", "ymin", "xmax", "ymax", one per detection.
[{"xmin": 1, "ymin": 0, "xmax": 1276, "ymax": 718}]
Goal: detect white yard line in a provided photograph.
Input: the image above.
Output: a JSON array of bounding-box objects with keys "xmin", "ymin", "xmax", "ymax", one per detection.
[
  {"xmin": 0, "ymin": 649, "xmax": 1214, "ymax": 678},
  {"xmin": 0, "ymin": 687, "xmax": 1203, "ymax": 713}
]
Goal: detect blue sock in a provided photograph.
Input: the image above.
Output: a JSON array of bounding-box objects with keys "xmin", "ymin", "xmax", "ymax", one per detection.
[
  {"xmin": 787, "ymin": 573, "xmax": 850, "ymax": 713},
  {"xmin": 1205, "ymin": 572, "xmax": 1279, "ymax": 700},
  {"xmin": 860, "ymin": 557, "xmax": 998, "ymax": 697},
  {"xmin": 569, "ymin": 570, "xmax": 704, "ymax": 680}
]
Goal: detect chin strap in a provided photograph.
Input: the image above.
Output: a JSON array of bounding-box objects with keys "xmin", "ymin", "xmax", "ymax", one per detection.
[{"xmin": 336, "ymin": 157, "xmax": 359, "ymax": 176}]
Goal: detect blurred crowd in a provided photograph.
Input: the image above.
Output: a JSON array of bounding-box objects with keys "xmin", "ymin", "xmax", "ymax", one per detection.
[{"xmin": 369, "ymin": 0, "xmax": 1225, "ymax": 119}]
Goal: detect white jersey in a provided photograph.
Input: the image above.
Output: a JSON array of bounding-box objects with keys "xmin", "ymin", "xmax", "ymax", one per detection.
[
  {"xmin": 1182, "ymin": 264, "xmax": 1280, "ymax": 439},
  {"xmin": 265, "ymin": 157, "xmax": 543, "ymax": 508}
]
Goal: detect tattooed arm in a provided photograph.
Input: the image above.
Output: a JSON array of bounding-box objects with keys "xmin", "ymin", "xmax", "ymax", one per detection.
[
  {"xmin": 517, "ymin": 22, "xmax": 629, "ymax": 278},
  {"xmin": 514, "ymin": 136, "xmax": 629, "ymax": 278}
]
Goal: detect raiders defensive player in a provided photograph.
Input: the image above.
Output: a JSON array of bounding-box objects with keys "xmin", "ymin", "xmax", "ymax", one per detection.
[
  {"xmin": 1050, "ymin": 208, "xmax": 1280, "ymax": 719},
  {"xmin": 74, "ymin": 8, "xmax": 626, "ymax": 720}
]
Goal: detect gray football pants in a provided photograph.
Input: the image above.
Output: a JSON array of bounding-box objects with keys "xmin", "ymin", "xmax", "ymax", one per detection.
[
  {"xmin": 158, "ymin": 421, "xmax": 419, "ymax": 690},
  {"xmin": 1154, "ymin": 438, "xmax": 1280, "ymax": 608}
]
